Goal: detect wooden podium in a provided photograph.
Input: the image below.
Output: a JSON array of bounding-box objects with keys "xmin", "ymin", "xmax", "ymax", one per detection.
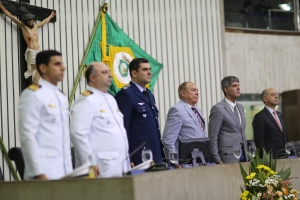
[{"xmin": 282, "ymin": 89, "xmax": 300, "ymax": 141}]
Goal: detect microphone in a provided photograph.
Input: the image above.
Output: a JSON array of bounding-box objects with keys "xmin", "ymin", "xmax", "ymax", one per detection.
[
  {"xmin": 129, "ymin": 139, "xmax": 149, "ymax": 158},
  {"xmin": 276, "ymin": 147, "xmax": 298, "ymax": 159},
  {"xmin": 122, "ymin": 139, "xmax": 149, "ymax": 176}
]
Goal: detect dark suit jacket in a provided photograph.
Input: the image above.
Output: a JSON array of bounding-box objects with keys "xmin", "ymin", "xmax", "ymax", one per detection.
[
  {"xmin": 252, "ymin": 107, "xmax": 289, "ymax": 157},
  {"xmin": 115, "ymin": 81, "xmax": 164, "ymax": 165}
]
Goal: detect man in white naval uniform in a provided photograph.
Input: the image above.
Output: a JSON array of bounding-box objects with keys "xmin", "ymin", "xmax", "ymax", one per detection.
[
  {"xmin": 18, "ymin": 50, "xmax": 72, "ymax": 180},
  {"xmin": 70, "ymin": 62, "xmax": 130, "ymax": 178}
]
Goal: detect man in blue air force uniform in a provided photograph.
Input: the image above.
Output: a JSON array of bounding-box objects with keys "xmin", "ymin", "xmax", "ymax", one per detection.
[
  {"xmin": 18, "ymin": 50, "xmax": 72, "ymax": 180},
  {"xmin": 115, "ymin": 58, "xmax": 164, "ymax": 166},
  {"xmin": 70, "ymin": 62, "xmax": 130, "ymax": 178}
]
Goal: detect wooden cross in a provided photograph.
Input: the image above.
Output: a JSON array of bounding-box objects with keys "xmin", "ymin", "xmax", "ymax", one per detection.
[{"xmin": 0, "ymin": 0, "xmax": 56, "ymax": 91}]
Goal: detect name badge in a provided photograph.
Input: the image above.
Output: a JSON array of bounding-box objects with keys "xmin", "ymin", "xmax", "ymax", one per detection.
[{"xmin": 100, "ymin": 109, "xmax": 106, "ymax": 113}]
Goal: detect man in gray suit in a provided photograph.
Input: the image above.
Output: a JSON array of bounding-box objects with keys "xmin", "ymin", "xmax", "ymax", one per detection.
[
  {"xmin": 162, "ymin": 82, "xmax": 206, "ymax": 161},
  {"xmin": 208, "ymin": 76, "xmax": 248, "ymax": 164}
]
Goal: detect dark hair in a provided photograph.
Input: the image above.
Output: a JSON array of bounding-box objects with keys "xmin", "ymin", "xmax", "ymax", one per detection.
[
  {"xmin": 85, "ymin": 63, "xmax": 97, "ymax": 84},
  {"xmin": 243, "ymin": 0, "xmax": 252, "ymax": 8},
  {"xmin": 221, "ymin": 76, "xmax": 239, "ymax": 95},
  {"xmin": 129, "ymin": 58, "xmax": 149, "ymax": 77},
  {"xmin": 22, "ymin": 13, "xmax": 35, "ymax": 23},
  {"xmin": 36, "ymin": 50, "xmax": 62, "ymax": 77}
]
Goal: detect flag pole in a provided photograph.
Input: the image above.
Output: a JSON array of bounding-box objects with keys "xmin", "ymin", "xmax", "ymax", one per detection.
[{"xmin": 68, "ymin": 4, "xmax": 108, "ymax": 107}]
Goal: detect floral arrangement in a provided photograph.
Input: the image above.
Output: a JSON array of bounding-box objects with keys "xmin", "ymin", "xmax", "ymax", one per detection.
[{"xmin": 240, "ymin": 148, "xmax": 299, "ymax": 200}]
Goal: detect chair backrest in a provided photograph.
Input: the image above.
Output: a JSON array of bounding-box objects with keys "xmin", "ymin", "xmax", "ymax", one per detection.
[
  {"xmin": 8, "ymin": 147, "xmax": 25, "ymax": 180},
  {"xmin": 0, "ymin": 166, "xmax": 4, "ymax": 181}
]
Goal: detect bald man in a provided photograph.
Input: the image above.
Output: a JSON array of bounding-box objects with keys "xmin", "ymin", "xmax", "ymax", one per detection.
[
  {"xmin": 70, "ymin": 62, "xmax": 130, "ymax": 178},
  {"xmin": 252, "ymin": 88, "xmax": 289, "ymax": 157}
]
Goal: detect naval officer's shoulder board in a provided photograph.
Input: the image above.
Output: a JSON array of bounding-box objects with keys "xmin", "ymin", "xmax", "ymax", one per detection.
[
  {"xmin": 28, "ymin": 84, "xmax": 41, "ymax": 91},
  {"xmin": 81, "ymin": 90, "xmax": 93, "ymax": 97}
]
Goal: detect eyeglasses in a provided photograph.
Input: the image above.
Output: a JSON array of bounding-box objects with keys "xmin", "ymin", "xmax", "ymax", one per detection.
[{"xmin": 269, "ymin": 93, "xmax": 279, "ymax": 97}]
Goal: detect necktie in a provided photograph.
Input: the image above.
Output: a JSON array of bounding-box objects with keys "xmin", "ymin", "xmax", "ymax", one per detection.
[
  {"xmin": 142, "ymin": 90, "xmax": 150, "ymax": 103},
  {"xmin": 191, "ymin": 107, "xmax": 204, "ymax": 132},
  {"xmin": 234, "ymin": 106, "xmax": 241, "ymax": 125},
  {"xmin": 273, "ymin": 111, "xmax": 282, "ymax": 132}
]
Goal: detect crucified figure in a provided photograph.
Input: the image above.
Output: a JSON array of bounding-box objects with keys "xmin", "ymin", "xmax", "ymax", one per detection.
[{"xmin": 0, "ymin": 1, "xmax": 55, "ymax": 84}]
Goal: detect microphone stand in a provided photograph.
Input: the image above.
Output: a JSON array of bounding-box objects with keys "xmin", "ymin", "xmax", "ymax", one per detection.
[{"xmin": 122, "ymin": 139, "xmax": 149, "ymax": 176}]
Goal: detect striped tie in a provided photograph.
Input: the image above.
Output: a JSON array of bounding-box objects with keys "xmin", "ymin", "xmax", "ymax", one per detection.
[{"xmin": 191, "ymin": 107, "xmax": 204, "ymax": 132}]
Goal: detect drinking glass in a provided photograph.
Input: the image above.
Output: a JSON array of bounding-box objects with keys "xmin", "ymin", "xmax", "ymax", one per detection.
[
  {"xmin": 249, "ymin": 145, "xmax": 257, "ymax": 157},
  {"xmin": 233, "ymin": 145, "xmax": 242, "ymax": 160},
  {"xmin": 141, "ymin": 149, "xmax": 153, "ymax": 162},
  {"xmin": 285, "ymin": 143, "xmax": 293, "ymax": 155},
  {"xmin": 169, "ymin": 149, "xmax": 179, "ymax": 165}
]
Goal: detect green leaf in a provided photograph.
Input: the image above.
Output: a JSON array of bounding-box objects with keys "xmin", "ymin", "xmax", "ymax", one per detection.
[
  {"xmin": 277, "ymin": 167, "xmax": 291, "ymax": 180},
  {"xmin": 239, "ymin": 163, "xmax": 248, "ymax": 184}
]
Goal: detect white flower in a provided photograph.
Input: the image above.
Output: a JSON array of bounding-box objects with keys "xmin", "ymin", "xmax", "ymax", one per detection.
[{"xmin": 257, "ymin": 193, "xmax": 261, "ymax": 197}]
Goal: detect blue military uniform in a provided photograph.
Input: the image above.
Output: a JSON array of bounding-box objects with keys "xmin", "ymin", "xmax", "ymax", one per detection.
[{"xmin": 115, "ymin": 81, "xmax": 164, "ymax": 165}]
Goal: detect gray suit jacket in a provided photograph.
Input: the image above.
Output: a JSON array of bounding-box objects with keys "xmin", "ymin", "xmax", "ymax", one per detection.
[
  {"xmin": 162, "ymin": 100, "xmax": 206, "ymax": 158},
  {"xmin": 208, "ymin": 99, "xmax": 248, "ymax": 163}
]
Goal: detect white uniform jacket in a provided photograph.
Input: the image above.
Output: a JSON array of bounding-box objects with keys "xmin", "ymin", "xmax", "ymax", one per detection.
[
  {"xmin": 18, "ymin": 78, "xmax": 73, "ymax": 180},
  {"xmin": 70, "ymin": 87, "xmax": 130, "ymax": 178}
]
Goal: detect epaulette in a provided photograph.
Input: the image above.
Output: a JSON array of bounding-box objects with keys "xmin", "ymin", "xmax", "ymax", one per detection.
[
  {"xmin": 28, "ymin": 84, "xmax": 41, "ymax": 91},
  {"xmin": 123, "ymin": 84, "xmax": 131, "ymax": 90},
  {"xmin": 81, "ymin": 90, "xmax": 93, "ymax": 97}
]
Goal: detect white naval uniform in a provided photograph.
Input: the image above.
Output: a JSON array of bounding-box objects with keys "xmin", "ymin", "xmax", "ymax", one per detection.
[
  {"xmin": 70, "ymin": 86, "xmax": 130, "ymax": 178},
  {"xmin": 18, "ymin": 78, "xmax": 73, "ymax": 180}
]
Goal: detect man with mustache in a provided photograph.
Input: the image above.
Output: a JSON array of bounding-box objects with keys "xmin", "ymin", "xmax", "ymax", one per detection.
[{"xmin": 0, "ymin": 1, "xmax": 55, "ymax": 84}]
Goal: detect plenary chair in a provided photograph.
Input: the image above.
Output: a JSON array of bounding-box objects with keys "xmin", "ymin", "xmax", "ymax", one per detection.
[{"xmin": 8, "ymin": 147, "xmax": 25, "ymax": 180}]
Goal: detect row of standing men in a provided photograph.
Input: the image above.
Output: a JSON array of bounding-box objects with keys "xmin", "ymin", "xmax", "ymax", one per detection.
[{"xmin": 18, "ymin": 50, "xmax": 289, "ymax": 180}]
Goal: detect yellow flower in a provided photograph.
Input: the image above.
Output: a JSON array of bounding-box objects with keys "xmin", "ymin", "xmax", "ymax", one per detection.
[
  {"xmin": 246, "ymin": 173, "xmax": 256, "ymax": 180},
  {"xmin": 263, "ymin": 166, "xmax": 271, "ymax": 171},
  {"xmin": 257, "ymin": 165, "xmax": 264, "ymax": 169},
  {"xmin": 241, "ymin": 190, "xmax": 249, "ymax": 197},
  {"xmin": 278, "ymin": 198, "xmax": 283, "ymax": 200},
  {"xmin": 276, "ymin": 191, "xmax": 283, "ymax": 196}
]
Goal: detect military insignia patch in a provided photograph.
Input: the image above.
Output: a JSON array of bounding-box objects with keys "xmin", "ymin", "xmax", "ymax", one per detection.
[
  {"xmin": 28, "ymin": 84, "xmax": 41, "ymax": 91},
  {"xmin": 81, "ymin": 90, "xmax": 93, "ymax": 97},
  {"xmin": 123, "ymin": 84, "xmax": 131, "ymax": 89},
  {"xmin": 100, "ymin": 109, "xmax": 106, "ymax": 113}
]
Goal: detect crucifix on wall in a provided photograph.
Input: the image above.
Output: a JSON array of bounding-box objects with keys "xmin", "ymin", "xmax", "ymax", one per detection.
[{"xmin": 0, "ymin": 0, "xmax": 56, "ymax": 90}]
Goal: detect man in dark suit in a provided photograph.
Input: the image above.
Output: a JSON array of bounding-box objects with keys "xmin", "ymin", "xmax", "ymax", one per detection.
[
  {"xmin": 252, "ymin": 88, "xmax": 289, "ymax": 157},
  {"xmin": 115, "ymin": 58, "xmax": 164, "ymax": 166},
  {"xmin": 209, "ymin": 76, "xmax": 248, "ymax": 164}
]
